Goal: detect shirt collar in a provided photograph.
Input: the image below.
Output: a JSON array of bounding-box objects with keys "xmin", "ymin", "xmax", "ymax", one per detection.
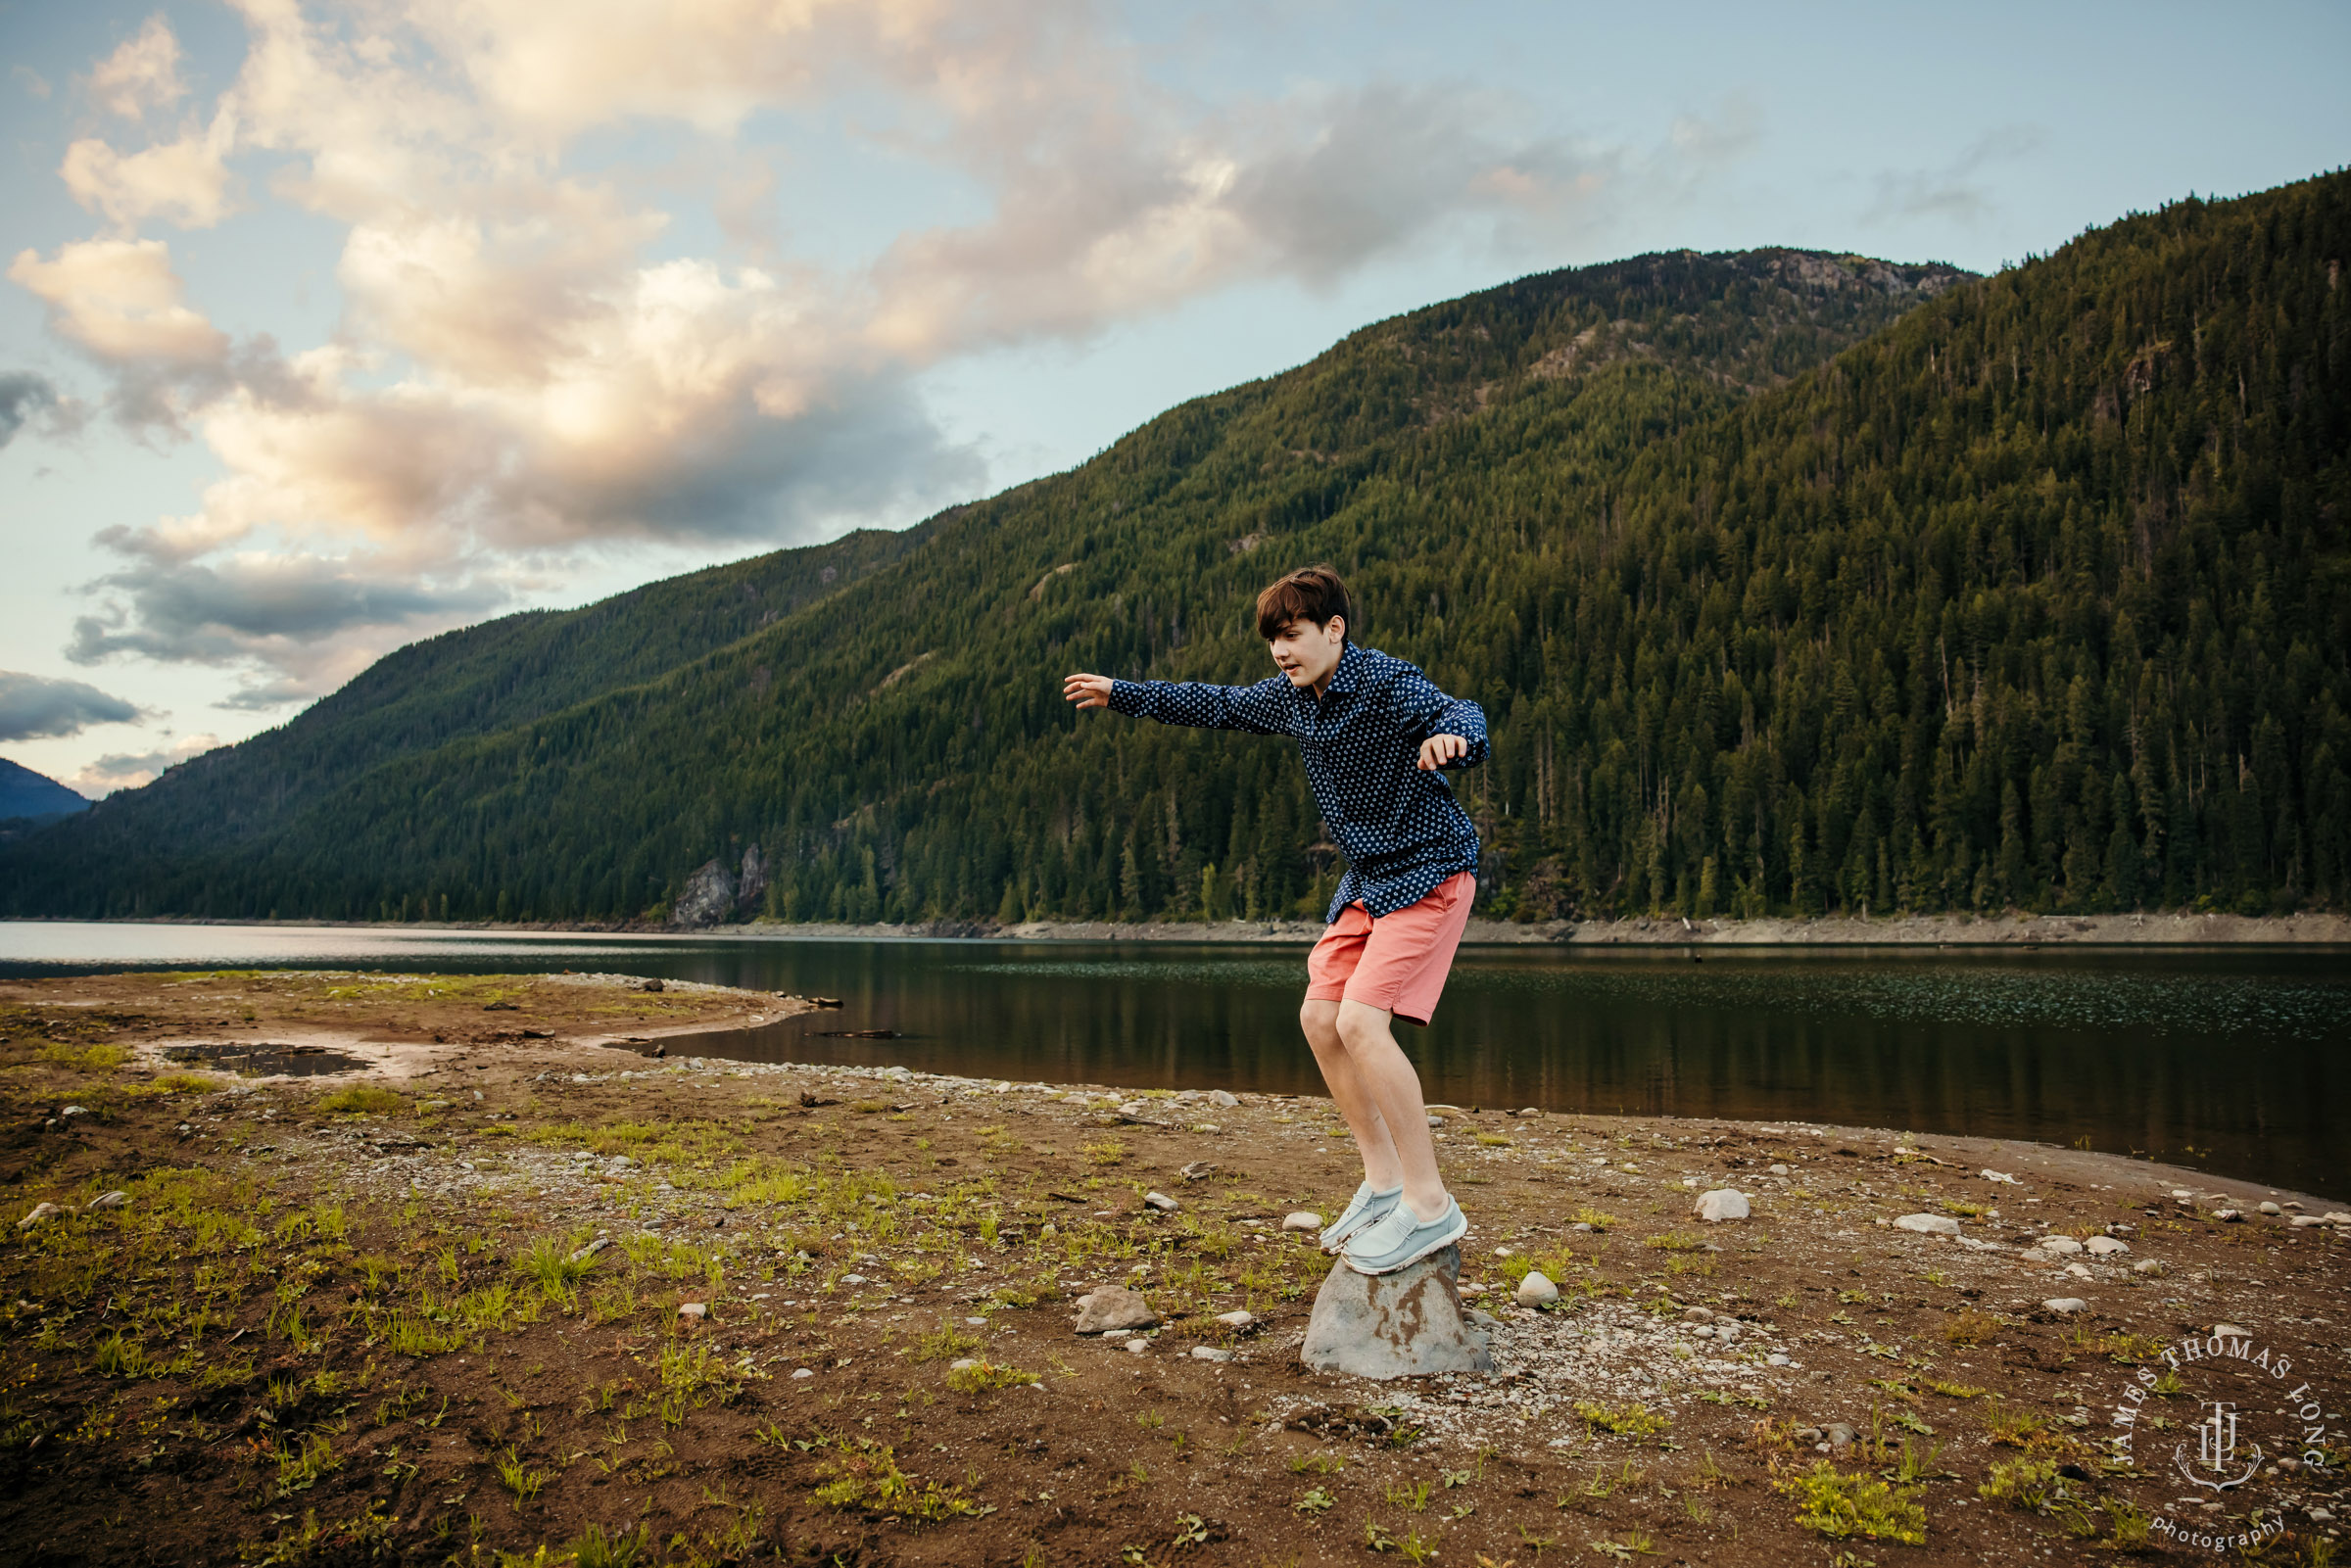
[{"xmin": 1321, "ymin": 641, "xmax": 1366, "ymax": 698}]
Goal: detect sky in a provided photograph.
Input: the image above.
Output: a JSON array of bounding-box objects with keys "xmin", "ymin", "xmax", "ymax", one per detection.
[{"xmin": 1, "ymin": 1, "xmax": 2345, "ymax": 797}]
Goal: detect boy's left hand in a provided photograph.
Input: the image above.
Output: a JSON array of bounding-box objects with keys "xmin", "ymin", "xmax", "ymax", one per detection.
[{"xmin": 1417, "ymin": 734, "xmax": 1470, "ymax": 770}]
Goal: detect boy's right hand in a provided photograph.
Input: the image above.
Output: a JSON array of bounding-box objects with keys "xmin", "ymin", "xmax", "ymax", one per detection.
[{"xmin": 1063, "ymin": 673, "xmax": 1115, "ymax": 709}]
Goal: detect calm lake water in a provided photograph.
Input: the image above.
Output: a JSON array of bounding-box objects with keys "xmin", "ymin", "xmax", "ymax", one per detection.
[{"xmin": 3, "ymin": 922, "xmax": 2343, "ymax": 1198}]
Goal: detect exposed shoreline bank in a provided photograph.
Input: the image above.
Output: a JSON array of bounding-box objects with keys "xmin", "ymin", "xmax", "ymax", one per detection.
[{"xmin": 15, "ymin": 908, "xmax": 2350, "ymax": 946}]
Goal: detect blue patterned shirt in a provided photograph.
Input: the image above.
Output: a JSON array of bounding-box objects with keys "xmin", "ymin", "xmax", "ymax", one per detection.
[{"xmin": 1108, "ymin": 642, "xmax": 1488, "ymax": 923}]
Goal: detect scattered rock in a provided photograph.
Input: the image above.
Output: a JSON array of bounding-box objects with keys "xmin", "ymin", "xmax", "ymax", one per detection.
[
  {"xmin": 2132, "ymin": 1259, "xmax": 2165, "ymax": 1275},
  {"xmin": 1515, "ymin": 1107, "xmax": 1542, "ymax": 1117},
  {"xmin": 2258, "ymin": 1201, "xmax": 2283, "ymax": 1215},
  {"xmin": 1981, "ymin": 1167, "xmax": 2021, "ymax": 1184},
  {"xmin": 1190, "ymin": 1346, "xmax": 1234, "ymax": 1362},
  {"xmin": 1681, "ymin": 1306, "xmax": 1715, "ymax": 1323},
  {"xmin": 85, "ymin": 1191, "xmax": 129, "ymax": 1211},
  {"xmin": 1074, "ymin": 1285, "xmax": 1158, "ymax": 1334},
  {"xmin": 2213, "ymin": 1210, "xmax": 2243, "ymax": 1222},
  {"xmin": 1142, "ymin": 1191, "xmax": 1179, "ymax": 1213},
  {"xmin": 2085, "ymin": 1235, "xmax": 2130, "ymax": 1256},
  {"xmin": 1514, "ymin": 1271, "xmax": 1559, "ymax": 1307},
  {"xmin": 2289, "ymin": 1214, "xmax": 2328, "ymax": 1228},
  {"xmin": 2042, "ymin": 1297, "xmax": 2089, "ymax": 1313},
  {"xmin": 2212, "ymin": 1322, "xmax": 2251, "ymax": 1340},
  {"xmin": 642, "ymin": 978, "xmax": 665, "ymax": 993},
  {"xmin": 1281, "ymin": 1212, "xmax": 1323, "ymax": 1234},
  {"xmin": 948, "ymin": 1357, "xmax": 980, "ymax": 1372},
  {"xmin": 2035, "ymin": 1235, "xmax": 2086, "ymax": 1255},
  {"xmin": 1125, "ymin": 1338, "xmax": 1150, "ymax": 1354},
  {"xmin": 1205, "ymin": 1090, "xmax": 1238, "ymax": 1109},
  {"xmin": 1178, "ymin": 1162, "xmax": 1218, "ymax": 1182},
  {"xmin": 1894, "ymin": 1213, "xmax": 1961, "ymax": 1236},
  {"xmin": 1822, "ymin": 1422, "xmax": 1858, "ymax": 1450},
  {"xmin": 1767, "ymin": 1163, "xmax": 1791, "ymax": 1175},
  {"xmin": 791, "ymin": 1368, "xmax": 814, "ymax": 1380},
  {"xmin": 1692, "ymin": 1189, "xmax": 1750, "ymax": 1223},
  {"xmin": 60, "ymin": 1106, "xmax": 87, "ymax": 1118},
  {"xmin": 568, "ymin": 1237, "xmax": 611, "ymax": 1263},
  {"xmin": 1300, "ymin": 1244, "xmax": 1491, "ymax": 1380},
  {"xmin": 840, "ymin": 1273, "xmax": 868, "ymax": 1285},
  {"xmin": 16, "ymin": 1203, "xmax": 63, "ymax": 1229},
  {"xmin": 678, "ymin": 1303, "xmax": 707, "ymax": 1320}
]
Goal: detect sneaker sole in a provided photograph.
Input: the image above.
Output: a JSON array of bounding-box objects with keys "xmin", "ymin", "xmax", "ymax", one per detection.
[{"xmin": 1342, "ymin": 1211, "xmax": 1468, "ymax": 1276}]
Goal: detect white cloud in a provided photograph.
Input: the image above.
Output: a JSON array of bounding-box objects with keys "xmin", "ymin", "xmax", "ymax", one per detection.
[
  {"xmin": 61, "ymin": 111, "xmax": 241, "ymax": 229},
  {"xmin": 1865, "ymin": 125, "xmax": 2047, "ymax": 226},
  {"xmin": 65, "ymin": 733, "xmax": 222, "ymax": 798},
  {"xmin": 0, "ymin": 671, "xmax": 147, "ymax": 741},
  {"xmin": 87, "ymin": 15, "xmax": 185, "ymax": 120}
]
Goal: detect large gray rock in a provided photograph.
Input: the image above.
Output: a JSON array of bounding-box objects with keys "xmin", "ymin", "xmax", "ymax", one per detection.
[
  {"xmin": 1301, "ymin": 1244, "xmax": 1492, "ymax": 1379},
  {"xmin": 668, "ymin": 860, "xmax": 738, "ymax": 928},
  {"xmin": 1073, "ymin": 1285, "xmax": 1158, "ymax": 1334}
]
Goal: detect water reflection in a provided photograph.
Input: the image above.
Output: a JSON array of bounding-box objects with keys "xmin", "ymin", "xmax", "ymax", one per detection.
[{"xmin": 1, "ymin": 923, "xmax": 2341, "ymax": 1196}]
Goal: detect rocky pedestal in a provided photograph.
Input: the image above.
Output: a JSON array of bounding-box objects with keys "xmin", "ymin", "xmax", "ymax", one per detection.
[{"xmin": 1300, "ymin": 1244, "xmax": 1491, "ymax": 1379}]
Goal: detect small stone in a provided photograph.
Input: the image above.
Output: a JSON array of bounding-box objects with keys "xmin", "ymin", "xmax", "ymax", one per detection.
[
  {"xmin": 1681, "ymin": 1306, "xmax": 1715, "ymax": 1323},
  {"xmin": 1569, "ymin": 1221, "xmax": 1593, "ymax": 1232},
  {"xmin": 1823, "ymin": 1422, "xmax": 1858, "ymax": 1449},
  {"xmin": 792, "ymin": 1368, "xmax": 814, "ymax": 1379},
  {"xmin": 1281, "ymin": 1212, "xmax": 1323, "ymax": 1233},
  {"xmin": 607, "ymin": 1156, "xmax": 635, "ymax": 1169},
  {"xmin": 1468, "ymin": 1307, "xmax": 1503, "ymax": 1331},
  {"xmin": 2326, "ymin": 1212, "xmax": 2351, "ymax": 1226},
  {"xmin": 2065, "ymin": 1262, "xmax": 2093, "ymax": 1279},
  {"xmin": 1767, "ymin": 1164, "xmax": 1791, "ymax": 1175},
  {"xmin": 85, "ymin": 1191, "xmax": 130, "ymax": 1211},
  {"xmin": 2042, "ymin": 1297, "xmax": 2089, "ymax": 1313},
  {"xmin": 2213, "ymin": 1209, "xmax": 2242, "ymax": 1222},
  {"xmin": 2170, "ymin": 1188, "xmax": 2192, "ymax": 1200},
  {"xmin": 1694, "ymin": 1324, "xmax": 1714, "ymax": 1338},
  {"xmin": 2212, "ymin": 1322, "xmax": 2251, "ymax": 1340},
  {"xmin": 964, "ymin": 1315, "xmax": 988, "ymax": 1327},
  {"xmin": 678, "ymin": 1303, "xmax": 708, "ymax": 1320},
  {"xmin": 2289, "ymin": 1214, "xmax": 2327, "ymax": 1228},
  {"xmin": 568, "ymin": 1237, "xmax": 611, "ymax": 1262},
  {"xmin": 2085, "ymin": 1236, "xmax": 2130, "ymax": 1256},
  {"xmin": 2258, "ymin": 1201, "xmax": 2283, "ymax": 1215},
  {"xmin": 1894, "ymin": 1213, "xmax": 1961, "ymax": 1236},
  {"xmin": 1795, "ymin": 1426, "xmax": 1823, "ymax": 1443},
  {"xmin": 60, "ymin": 1106, "xmax": 87, "ymax": 1118},
  {"xmin": 1216, "ymin": 1310, "xmax": 1256, "ymax": 1329},
  {"xmin": 1458, "ymin": 1282, "xmax": 1489, "ymax": 1297},
  {"xmin": 1515, "ymin": 1271, "xmax": 1559, "ymax": 1307},
  {"xmin": 1692, "ymin": 1189, "xmax": 1750, "ymax": 1223},
  {"xmin": 1515, "ymin": 1107, "xmax": 1542, "ymax": 1117},
  {"xmin": 840, "ymin": 1273, "xmax": 868, "ymax": 1285},
  {"xmin": 1142, "ymin": 1191, "xmax": 1179, "ymax": 1213},
  {"xmin": 16, "ymin": 1202, "xmax": 63, "ymax": 1229},
  {"xmin": 2132, "ymin": 1259, "xmax": 2165, "ymax": 1275},
  {"xmin": 1766, "ymin": 1353, "xmax": 1792, "ymax": 1366},
  {"xmin": 1073, "ymin": 1285, "xmax": 1158, "ymax": 1334},
  {"xmin": 2035, "ymin": 1235, "xmax": 2085, "ymax": 1255},
  {"xmin": 948, "ymin": 1357, "xmax": 979, "ymax": 1371},
  {"xmin": 1103, "ymin": 1328, "xmax": 1131, "ymax": 1340},
  {"xmin": 642, "ymin": 978, "xmax": 664, "ymax": 992},
  {"xmin": 1190, "ymin": 1346, "xmax": 1234, "ymax": 1362},
  {"xmin": 1178, "ymin": 1161, "xmax": 1218, "ymax": 1182},
  {"xmin": 1202, "ymin": 1089, "xmax": 1237, "ymax": 1108},
  {"xmin": 1125, "ymin": 1338, "xmax": 1150, "ymax": 1354},
  {"xmin": 1981, "ymin": 1167, "xmax": 2021, "ymax": 1184}
]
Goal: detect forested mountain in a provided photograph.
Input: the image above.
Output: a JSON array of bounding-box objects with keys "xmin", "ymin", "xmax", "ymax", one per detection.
[
  {"xmin": 0, "ymin": 761, "xmax": 86, "ymax": 828},
  {"xmin": 7, "ymin": 171, "xmax": 2347, "ymax": 926}
]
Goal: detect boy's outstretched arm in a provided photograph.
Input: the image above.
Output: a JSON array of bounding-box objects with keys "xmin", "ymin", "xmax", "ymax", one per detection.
[
  {"xmin": 1063, "ymin": 670, "xmax": 1289, "ymax": 734},
  {"xmin": 1390, "ymin": 669, "xmax": 1490, "ymax": 772}
]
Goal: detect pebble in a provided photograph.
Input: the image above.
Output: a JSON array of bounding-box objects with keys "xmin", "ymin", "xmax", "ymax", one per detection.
[
  {"xmin": 840, "ymin": 1273, "xmax": 867, "ymax": 1284},
  {"xmin": 1981, "ymin": 1167, "xmax": 2021, "ymax": 1184},
  {"xmin": 2289, "ymin": 1215, "xmax": 2328, "ymax": 1228},
  {"xmin": 678, "ymin": 1303, "xmax": 707, "ymax": 1320},
  {"xmin": 1515, "ymin": 1270, "xmax": 1559, "ymax": 1307},
  {"xmin": 1894, "ymin": 1213, "xmax": 1961, "ymax": 1236},
  {"xmin": 792, "ymin": 1368, "xmax": 813, "ymax": 1379},
  {"xmin": 1073, "ymin": 1284, "xmax": 1158, "ymax": 1334},
  {"xmin": 964, "ymin": 1315, "xmax": 987, "ymax": 1326},
  {"xmin": 1515, "ymin": 1107, "xmax": 1542, "ymax": 1117},
  {"xmin": 2084, "ymin": 1236, "xmax": 2130, "ymax": 1256},
  {"xmin": 61, "ymin": 1106, "xmax": 87, "ymax": 1118},
  {"xmin": 1822, "ymin": 1422, "xmax": 1857, "ymax": 1449},
  {"xmin": 1681, "ymin": 1306, "xmax": 1714, "ymax": 1322},
  {"xmin": 1178, "ymin": 1162, "xmax": 1217, "ymax": 1181},
  {"xmin": 1767, "ymin": 1354, "xmax": 1792, "ymax": 1366},
  {"xmin": 2259, "ymin": 1201, "xmax": 2283, "ymax": 1215},
  {"xmin": 1142, "ymin": 1191, "xmax": 1179, "ymax": 1212},
  {"xmin": 2065, "ymin": 1262, "xmax": 2093, "ymax": 1279},
  {"xmin": 2035, "ymin": 1235, "xmax": 2085, "ymax": 1255},
  {"xmin": 948, "ymin": 1357, "xmax": 979, "ymax": 1371},
  {"xmin": 1216, "ymin": 1310, "xmax": 1256, "ymax": 1329},
  {"xmin": 2042, "ymin": 1297, "xmax": 2089, "ymax": 1313},
  {"xmin": 1190, "ymin": 1346, "xmax": 1234, "ymax": 1362},
  {"xmin": 1692, "ymin": 1189, "xmax": 1750, "ymax": 1223},
  {"xmin": 85, "ymin": 1191, "xmax": 129, "ymax": 1211},
  {"xmin": 2132, "ymin": 1259, "xmax": 2165, "ymax": 1275},
  {"xmin": 1205, "ymin": 1089, "xmax": 1238, "ymax": 1108},
  {"xmin": 1125, "ymin": 1338, "xmax": 1150, "ymax": 1354},
  {"xmin": 2212, "ymin": 1322, "xmax": 2251, "ymax": 1339},
  {"xmin": 16, "ymin": 1202, "xmax": 63, "ymax": 1229},
  {"xmin": 1767, "ymin": 1164, "xmax": 1791, "ymax": 1175},
  {"xmin": 1281, "ymin": 1212, "xmax": 1323, "ymax": 1233}
]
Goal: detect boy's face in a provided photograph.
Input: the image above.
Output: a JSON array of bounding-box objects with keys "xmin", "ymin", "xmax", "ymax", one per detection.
[{"xmin": 1268, "ymin": 616, "xmax": 1346, "ymax": 689}]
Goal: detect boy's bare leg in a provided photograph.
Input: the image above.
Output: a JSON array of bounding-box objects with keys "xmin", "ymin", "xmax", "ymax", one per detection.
[
  {"xmin": 1332, "ymin": 1000, "xmax": 1448, "ymax": 1221},
  {"xmin": 1298, "ymin": 1000, "xmax": 1404, "ymax": 1190}
]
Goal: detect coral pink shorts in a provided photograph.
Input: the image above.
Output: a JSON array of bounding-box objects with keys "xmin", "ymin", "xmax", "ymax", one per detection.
[{"xmin": 1305, "ymin": 872, "xmax": 1477, "ymax": 1026}]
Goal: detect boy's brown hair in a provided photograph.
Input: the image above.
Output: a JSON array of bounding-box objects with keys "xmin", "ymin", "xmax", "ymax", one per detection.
[{"xmin": 1255, "ymin": 565, "xmax": 1353, "ymax": 641}]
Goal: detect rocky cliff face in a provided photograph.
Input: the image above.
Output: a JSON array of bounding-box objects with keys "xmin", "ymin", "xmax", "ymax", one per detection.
[{"xmin": 667, "ymin": 845, "xmax": 768, "ymax": 927}]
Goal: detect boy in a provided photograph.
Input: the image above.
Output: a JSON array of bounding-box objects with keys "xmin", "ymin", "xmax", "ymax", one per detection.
[{"xmin": 1063, "ymin": 565, "xmax": 1487, "ymax": 1275}]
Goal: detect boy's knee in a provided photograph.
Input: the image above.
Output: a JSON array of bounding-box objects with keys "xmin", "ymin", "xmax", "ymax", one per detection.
[
  {"xmin": 1298, "ymin": 999, "xmax": 1341, "ymax": 1043},
  {"xmin": 1334, "ymin": 1004, "xmax": 1388, "ymax": 1050}
]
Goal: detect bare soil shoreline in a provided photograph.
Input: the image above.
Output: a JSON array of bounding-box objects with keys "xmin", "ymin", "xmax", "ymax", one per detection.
[
  {"xmin": 14, "ymin": 909, "xmax": 2351, "ymax": 946},
  {"xmin": 0, "ymin": 970, "xmax": 2344, "ymax": 1565}
]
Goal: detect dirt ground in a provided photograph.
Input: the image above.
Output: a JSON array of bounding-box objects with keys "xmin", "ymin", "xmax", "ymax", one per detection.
[{"xmin": 0, "ymin": 970, "xmax": 2344, "ymax": 1567}]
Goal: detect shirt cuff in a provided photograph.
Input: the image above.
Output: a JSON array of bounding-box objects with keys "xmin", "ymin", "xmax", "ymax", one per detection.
[{"xmin": 1107, "ymin": 679, "xmax": 1144, "ymax": 716}]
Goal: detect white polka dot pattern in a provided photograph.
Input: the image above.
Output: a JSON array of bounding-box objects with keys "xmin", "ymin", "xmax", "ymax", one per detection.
[{"xmin": 1107, "ymin": 642, "xmax": 1488, "ymax": 923}]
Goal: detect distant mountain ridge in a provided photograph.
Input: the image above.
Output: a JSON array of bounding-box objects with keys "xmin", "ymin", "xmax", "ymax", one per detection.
[
  {"xmin": 7, "ymin": 170, "xmax": 2347, "ymax": 925},
  {"xmin": 0, "ymin": 760, "xmax": 87, "ymax": 826}
]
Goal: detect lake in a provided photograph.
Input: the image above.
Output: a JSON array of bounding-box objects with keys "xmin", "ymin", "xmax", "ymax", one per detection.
[{"xmin": 2, "ymin": 922, "xmax": 2343, "ymax": 1198}]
